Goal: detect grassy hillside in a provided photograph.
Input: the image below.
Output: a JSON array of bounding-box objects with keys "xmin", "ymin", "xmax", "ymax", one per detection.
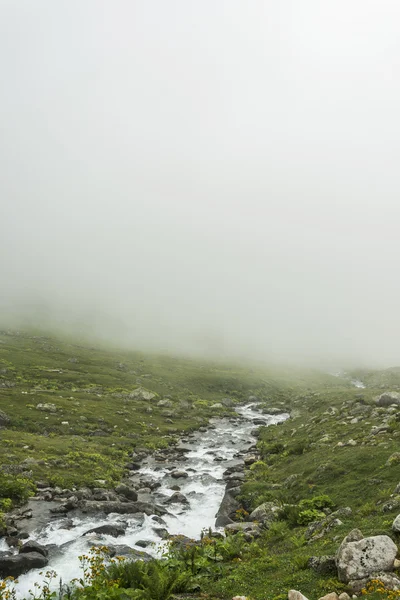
[
  {"xmin": 205, "ymin": 382, "xmax": 400, "ymax": 599},
  {"xmin": 0, "ymin": 329, "xmax": 338, "ymax": 493},
  {"xmin": 1, "ymin": 330, "xmax": 400, "ymax": 600}
]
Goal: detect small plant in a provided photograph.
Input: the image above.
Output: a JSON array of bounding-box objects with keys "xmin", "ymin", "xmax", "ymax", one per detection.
[
  {"xmin": 298, "ymin": 494, "xmax": 335, "ymax": 511},
  {"xmin": 360, "ymin": 577, "xmax": 400, "ymax": 598},
  {"xmin": 297, "ymin": 508, "xmax": 325, "ymax": 525},
  {"xmin": 27, "ymin": 570, "xmax": 58, "ymax": 600},
  {"xmin": 235, "ymin": 508, "xmax": 249, "ymax": 522},
  {"xmin": 0, "ymin": 577, "xmax": 17, "ymax": 600}
]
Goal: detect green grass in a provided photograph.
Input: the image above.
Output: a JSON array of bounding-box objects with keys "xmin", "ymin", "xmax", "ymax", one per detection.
[
  {"xmin": 0, "ymin": 329, "xmax": 338, "ymax": 492},
  {"xmin": 2, "ymin": 329, "xmax": 400, "ymax": 600}
]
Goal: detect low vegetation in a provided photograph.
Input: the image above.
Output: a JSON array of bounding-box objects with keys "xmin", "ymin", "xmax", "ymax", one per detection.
[{"xmin": 2, "ymin": 330, "xmax": 400, "ymax": 600}]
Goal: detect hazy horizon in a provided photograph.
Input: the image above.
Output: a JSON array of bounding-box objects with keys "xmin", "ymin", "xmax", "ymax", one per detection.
[{"xmin": 2, "ymin": 1, "xmax": 400, "ymax": 368}]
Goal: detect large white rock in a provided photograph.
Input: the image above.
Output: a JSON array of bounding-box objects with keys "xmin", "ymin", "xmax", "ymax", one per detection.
[
  {"xmin": 393, "ymin": 514, "xmax": 400, "ymax": 532},
  {"xmin": 318, "ymin": 594, "xmax": 339, "ymax": 600},
  {"xmin": 128, "ymin": 387, "xmax": 156, "ymax": 401},
  {"xmin": 249, "ymin": 502, "xmax": 279, "ymax": 523},
  {"xmin": 288, "ymin": 591, "xmax": 309, "ymax": 600},
  {"xmin": 336, "ymin": 529, "xmax": 398, "ymax": 583},
  {"xmin": 36, "ymin": 403, "xmax": 57, "ymax": 412}
]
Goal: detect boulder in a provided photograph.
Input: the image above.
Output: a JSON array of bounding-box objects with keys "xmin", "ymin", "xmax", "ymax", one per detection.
[
  {"xmin": 0, "ymin": 552, "xmax": 48, "ymax": 577},
  {"xmin": 157, "ymin": 399, "xmax": 173, "ymax": 408},
  {"xmin": 249, "ymin": 502, "xmax": 279, "ymax": 524},
  {"xmin": 382, "ymin": 495, "xmax": 400, "ymax": 512},
  {"xmin": 288, "ymin": 591, "xmax": 309, "ymax": 600},
  {"xmin": 170, "ymin": 470, "xmax": 188, "ymax": 479},
  {"xmin": 318, "ymin": 594, "xmax": 339, "ymax": 600},
  {"xmin": 115, "ymin": 484, "xmax": 138, "ymax": 501},
  {"xmin": 215, "ymin": 488, "xmax": 240, "ymax": 527},
  {"xmin": 136, "ymin": 540, "xmax": 152, "ymax": 548},
  {"xmin": 153, "ymin": 527, "xmax": 169, "ymax": 539},
  {"xmin": 75, "ymin": 488, "xmax": 93, "ymax": 500},
  {"xmin": 36, "ymin": 403, "xmax": 57, "ymax": 413},
  {"xmin": 376, "ymin": 392, "xmax": 400, "ymax": 407},
  {"xmin": 336, "ymin": 529, "xmax": 397, "ymax": 583},
  {"xmin": 128, "ymin": 387, "xmax": 156, "ymax": 401},
  {"xmin": 80, "ymin": 500, "xmax": 166, "ymax": 516},
  {"xmin": 165, "ymin": 492, "xmax": 189, "ymax": 505},
  {"xmin": 92, "ymin": 489, "xmax": 118, "ymax": 501},
  {"xmin": 83, "ymin": 524, "xmax": 126, "ymax": 537},
  {"xmin": 19, "ymin": 541, "xmax": 48, "ymax": 558},
  {"xmin": 103, "ymin": 545, "xmax": 152, "ymax": 561},
  {"xmin": 392, "ymin": 514, "xmax": 400, "ymax": 532}
]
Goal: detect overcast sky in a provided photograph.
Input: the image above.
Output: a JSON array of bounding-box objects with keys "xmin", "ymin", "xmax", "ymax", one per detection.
[{"xmin": 1, "ymin": 1, "xmax": 400, "ymax": 366}]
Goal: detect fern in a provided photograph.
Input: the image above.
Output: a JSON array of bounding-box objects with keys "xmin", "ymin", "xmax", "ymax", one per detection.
[{"xmin": 105, "ymin": 559, "xmax": 191, "ymax": 600}]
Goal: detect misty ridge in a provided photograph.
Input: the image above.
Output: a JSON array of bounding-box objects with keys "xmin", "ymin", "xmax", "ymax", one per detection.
[{"xmin": 1, "ymin": 1, "xmax": 400, "ymax": 367}]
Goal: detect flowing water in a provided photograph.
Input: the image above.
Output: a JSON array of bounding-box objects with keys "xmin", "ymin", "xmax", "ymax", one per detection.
[{"xmin": 8, "ymin": 404, "xmax": 288, "ymax": 598}]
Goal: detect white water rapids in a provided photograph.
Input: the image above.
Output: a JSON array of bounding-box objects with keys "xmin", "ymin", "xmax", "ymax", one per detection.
[{"xmin": 6, "ymin": 404, "xmax": 288, "ymax": 598}]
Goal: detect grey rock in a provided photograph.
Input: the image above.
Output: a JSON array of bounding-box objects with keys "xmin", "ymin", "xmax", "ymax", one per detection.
[
  {"xmin": 153, "ymin": 527, "xmax": 169, "ymax": 539},
  {"xmin": 392, "ymin": 514, "xmax": 400, "ymax": 532},
  {"xmin": 253, "ymin": 418, "xmax": 267, "ymax": 425},
  {"xmin": 80, "ymin": 500, "xmax": 166, "ymax": 516},
  {"xmin": 92, "ymin": 489, "xmax": 116, "ymax": 502},
  {"xmin": 348, "ymin": 573, "xmax": 400, "ymax": 593},
  {"xmin": 0, "ymin": 552, "xmax": 48, "ymax": 577},
  {"xmin": 115, "ymin": 483, "xmax": 138, "ymax": 501},
  {"xmin": 19, "ymin": 541, "xmax": 48, "ymax": 558},
  {"xmin": 215, "ymin": 488, "xmax": 240, "ymax": 527},
  {"xmin": 382, "ymin": 495, "xmax": 400, "ymax": 512},
  {"xmin": 75, "ymin": 488, "xmax": 92, "ymax": 500},
  {"xmin": 83, "ymin": 524, "xmax": 126, "ymax": 537},
  {"xmin": 170, "ymin": 470, "xmax": 188, "ymax": 479},
  {"xmin": 288, "ymin": 591, "xmax": 309, "ymax": 600},
  {"xmin": 249, "ymin": 502, "xmax": 279, "ymax": 524},
  {"xmin": 165, "ymin": 492, "xmax": 189, "ymax": 505},
  {"xmin": 127, "ymin": 387, "xmax": 156, "ymax": 401},
  {"xmin": 136, "ymin": 540, "xmax": 152, "ymax": 548},
  {"xmin": 336, "ymin": 530, "xmax": 397, "ymax": 583},
  {"xmin": 157, "ymin": 399, "xmax": 173, "ymax": 408},
  {"xmin": 36, "ymin": 403, "xmax": 57, "ymax": 413},
  {"xmin": 376, "ymin": 392, "xmax": 400, "ymax": 407}
]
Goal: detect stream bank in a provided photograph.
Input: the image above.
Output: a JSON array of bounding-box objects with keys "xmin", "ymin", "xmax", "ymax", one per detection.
[{"xmin": 1, "ymin": 403, "xmax": 288, "ymax": 597}]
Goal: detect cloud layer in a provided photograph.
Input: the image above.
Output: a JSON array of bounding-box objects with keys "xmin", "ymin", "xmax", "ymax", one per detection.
[{"xmin": 2, "ymin": 1, "xmax": 400, "ymax": 366}]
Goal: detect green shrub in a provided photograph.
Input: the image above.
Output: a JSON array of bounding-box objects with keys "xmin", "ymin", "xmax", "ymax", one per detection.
[
  {"xmin": 297, "ymin": 508, "xmax": 325, "ymax": 525},
  {"xmin": 0, "ymin": 473, "xmax": 34, "ymax": 505},
  {"xmin": 299, "ymin": 494, "xmax": 335, "ymax": 511}
]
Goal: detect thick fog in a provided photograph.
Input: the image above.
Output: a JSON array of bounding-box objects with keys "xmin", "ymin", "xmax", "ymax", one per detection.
[{"xmin": 1, "ymin": 1, "xmax": 400, "ymax": 366}]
